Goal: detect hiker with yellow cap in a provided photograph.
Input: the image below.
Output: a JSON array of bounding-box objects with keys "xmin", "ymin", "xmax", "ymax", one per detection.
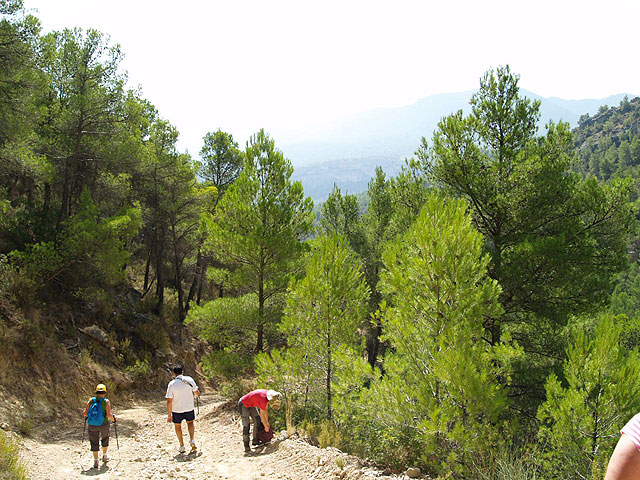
[
  {"xmin": 237, "ymin": 389, "xmax": 282, "ymax": 453},
  {"xmin": 82, "ymin": 384, "xmax": 116, "ymax": 469}
]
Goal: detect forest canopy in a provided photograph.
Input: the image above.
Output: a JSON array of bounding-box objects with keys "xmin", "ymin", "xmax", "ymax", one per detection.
[{"xmin": 2, "ymin": 3, "xmax": 640, "ymax": 478}]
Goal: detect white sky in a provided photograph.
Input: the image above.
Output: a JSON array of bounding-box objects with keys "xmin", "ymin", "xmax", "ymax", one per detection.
[{"xmin": 23, "ymin": 0, "xmax": 640, "ymax": 156}]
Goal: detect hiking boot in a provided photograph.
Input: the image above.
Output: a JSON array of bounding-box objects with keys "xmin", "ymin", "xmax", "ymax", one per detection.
[
  {"xmin": 244, "ymin": 441, "xmax": 251, "ymax": 453},
  {"xmin": 252, "ymin": 439, "xmax": 265, "ymax": 446},
  {"xmin": 102, "ymin": 455, "xmax": 108, "ymax": 463},
  {"xmin": 178, "ymin": 445, "xmax": 186, "ymax": 454},
  {"xmin": 93, "ymin": 459, "xmax": 99, "ymax": 469},
  {"xmin": 190, "ymin": 441, "xmax": 197, "ymax": 453}
]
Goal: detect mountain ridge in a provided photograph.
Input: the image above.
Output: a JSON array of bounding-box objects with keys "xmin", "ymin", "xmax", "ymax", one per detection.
[{"xmin": 285, "ymin": 91, "xmax": 636, "ymax": 200}]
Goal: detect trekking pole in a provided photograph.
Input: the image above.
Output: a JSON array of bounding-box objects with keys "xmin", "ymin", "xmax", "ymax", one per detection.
[
  {"xmin": 82, "ymin": 417, "xmax": 87, "ymax": 443},
  {"xmin": 112, "ymin": 415, "xmax": 121, "ymax": 468},
  {"xmin": 196, "ymin": 395, "xmax": 200, "ymax": 416},
  {"xmin": 113, "ymin": 416, "xmax": 119, "ymax": 451}
]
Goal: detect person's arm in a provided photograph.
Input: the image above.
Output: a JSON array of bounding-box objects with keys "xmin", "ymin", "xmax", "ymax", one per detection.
[
  {"xmin": 604, "ymin": 434, "xmax": 640, "ymax": 480},
  {"xmin": 106, "ymin": 399, "xmax": 115, "ymax": 422},
  {"xmin": 167, "ymin": 398, "xmax": 173, "ymax": 423},
  {"xmin": 260, "ymin": 407, "xmax": 270, "ymax": 432},
  {"xmin": 82, "ymin": 400, "xmax": 90, "ymax": 418},
  {"xmin": 190, "ymin": 378, "xmax": 200, "ymax": 397}
]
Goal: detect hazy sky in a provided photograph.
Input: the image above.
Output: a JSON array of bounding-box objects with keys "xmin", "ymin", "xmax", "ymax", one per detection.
[{"xmin": 22, "ymin": 0, "xmax": 640, "ymax": 156}]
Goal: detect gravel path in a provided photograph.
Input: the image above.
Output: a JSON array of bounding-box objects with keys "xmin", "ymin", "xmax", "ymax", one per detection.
[{"xmin": 19, "ymin": 393, "xmax": 406, "ymax": 480}]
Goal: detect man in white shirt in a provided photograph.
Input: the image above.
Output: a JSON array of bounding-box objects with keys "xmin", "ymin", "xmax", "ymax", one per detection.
[{"xmin": 166, "ymin": 365, "xmax": 200, "ymax": 454}]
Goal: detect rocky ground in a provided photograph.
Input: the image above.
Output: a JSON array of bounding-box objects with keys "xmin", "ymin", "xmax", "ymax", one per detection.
[{"xmin": 17, "ymin": 393, "xmax": 423, "ymax": 480}]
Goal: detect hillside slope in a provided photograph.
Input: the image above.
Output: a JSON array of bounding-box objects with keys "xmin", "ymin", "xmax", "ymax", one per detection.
[{"xmin": 572, "ymin": 96, "xmax": 640, "ymax": 182}]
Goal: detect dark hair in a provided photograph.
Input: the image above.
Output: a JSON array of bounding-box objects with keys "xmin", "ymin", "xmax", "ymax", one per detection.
[{"xmin": 173, "ymin": 365, "xmax": 183, "ymax": 375}]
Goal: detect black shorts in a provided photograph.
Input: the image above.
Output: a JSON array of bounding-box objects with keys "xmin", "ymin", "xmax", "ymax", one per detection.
[{"xmin": 172, "ymin": 410, "xmax": 195, "ymax": 424}]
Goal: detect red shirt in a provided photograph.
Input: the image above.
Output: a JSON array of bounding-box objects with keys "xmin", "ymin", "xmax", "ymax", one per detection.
[{"xmin": 240, "ymin": 389, "xmax": 268, "ymax": 410}]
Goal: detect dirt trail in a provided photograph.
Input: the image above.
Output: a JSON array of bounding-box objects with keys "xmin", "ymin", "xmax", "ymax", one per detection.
[{"xmin": 19, "ymin": 393, "xmax": 402, "ymax": 480}]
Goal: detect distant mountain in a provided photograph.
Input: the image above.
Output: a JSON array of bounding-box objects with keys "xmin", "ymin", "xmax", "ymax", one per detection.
[{"xmin": 285, "ymin": 91, "xmax": 635, "ymax": 200}]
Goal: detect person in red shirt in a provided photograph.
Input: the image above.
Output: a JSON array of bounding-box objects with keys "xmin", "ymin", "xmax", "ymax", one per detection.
[{"xmin": 237, "ymin": 389, "xmax": 282, "ymax": 453}]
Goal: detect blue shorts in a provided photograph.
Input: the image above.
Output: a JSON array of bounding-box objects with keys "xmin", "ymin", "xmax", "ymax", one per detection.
[{"xmin": 172, "ymin": 410, "xmax": 195, "ymax": 424}]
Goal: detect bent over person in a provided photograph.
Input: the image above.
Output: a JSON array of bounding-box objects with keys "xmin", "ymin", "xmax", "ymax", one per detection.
[
  {"xmin": 604, "ymin": 412, "xmax": 640, "ymax": 480},
  {"xmin": 83, "ymin": 384, "xmax": 115, "ymax": 469},
  {"xmin": 237, "ymin": 389, "xmax": 282, "ymax": 453},
  {"xmin": 166, "ymin": 365, "xmax": 200, "ymax": 454}
]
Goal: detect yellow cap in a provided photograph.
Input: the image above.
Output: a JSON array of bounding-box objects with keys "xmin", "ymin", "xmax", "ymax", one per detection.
[{"xmin": 96, "ymin": 384, "xmax": 107, "ymax": 393}]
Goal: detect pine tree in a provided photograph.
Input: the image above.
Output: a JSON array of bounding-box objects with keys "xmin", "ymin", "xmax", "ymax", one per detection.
[
  {"xmin": 376, "ymin": 193, "xmax": 513, "ymax": 475},
  {"xmin": 279, "ymin": 233, "xmax": 370, "ymax": 419},
  {"xmin": 203, "ymin": 129, "xmax": 314, "ymax": 351},
  {"xmin": 537, "ymin": 314, "xmax": 640, "ymax": 480}
]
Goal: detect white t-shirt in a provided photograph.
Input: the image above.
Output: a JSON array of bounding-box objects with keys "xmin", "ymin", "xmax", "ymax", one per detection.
[{"xmin": 165, "ymin": 375, "xmax": 198, "ymax": 413}]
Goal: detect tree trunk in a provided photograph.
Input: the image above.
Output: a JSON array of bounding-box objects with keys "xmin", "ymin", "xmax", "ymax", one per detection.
[
  {"xmin": 43, "ymin": 182, "xmax": 50, "ymax": 217},
  {"xmin": 489, "ymin": 236, "xmax": 502, "ymax": 345},
  {"xmin": 143, "ymin": 247, "xmax": 151, "ymax": 291},
  {"xmin": 58, "ymin": 114, "xmax": 85, "ymax": 228},
  {"xmin": 257, "ymin": 269, "xmax": 264, "ymax": 352},
  {"xmin": 185, "ymin": 248, "xmax": 202, "ymax": 313},
  {"xmin": 327, "ymin": 327, "xmax": 332, "ymax": 420},
  {"xmin": 367, "ymin": 319, "xmax": 383, "ymax": 368},
  {"xmin": 154, "ymin": 227, "xmax": 165, "ymax": 315},
  {"xmin": 58, "ymin": 158, "xmax": 72, "ymax": 228},
  {"xmin": 171, "ymin": 227, "xmax": 185, "ymax": 321}
]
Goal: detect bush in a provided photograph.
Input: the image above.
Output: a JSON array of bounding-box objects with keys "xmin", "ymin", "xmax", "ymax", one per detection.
[
  {"xmin": 0, "ymin": 254, "xmax": 10, "ymax": 298},
  {"xmin": 476, "ymin": 447, "xmax": 541, "ymax": 480},
  {"xmin": 16, "ymin": 418, "xmax": 31, "ymax": 437},
  {"xmin": 79, "ymin": 348, "xmax": 93, "ymax": 369},
  {"xmin": 3, "ymin": 268, "xmax": 36, "ymax": 308},
  {"xmin": 219, "ymin": 377, "xmax": 255, "ymax": 403},
  {"xmin": 202, "ymin": 350, "xmax": 252, "ymax": 380},
  {"xmin": 0, "ymin": 430, "xmax": 27, "ymax": 480},
  {"xmin": 134, "ymin": 316, "xmax": 169, "ymax": 351},
  {"xmin": 301, "ymin": 419, "xmax": 343, "ymax": 449},
  {"xmin": 125, "ymin": 357, "xmax": 152, "ymax": 378}
]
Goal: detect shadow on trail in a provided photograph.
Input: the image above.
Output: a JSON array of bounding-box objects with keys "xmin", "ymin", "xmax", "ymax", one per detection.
[
  {"xmin": 173, "ymin": 451, "xmax": 203, "ymax": 462},
  {"xmin": 80, "ymin": 464, "xmax": 111, "ymax": 476},
  {"xmin": 249, "ymin": 439, "xmax": 282, "ymax": 456}
]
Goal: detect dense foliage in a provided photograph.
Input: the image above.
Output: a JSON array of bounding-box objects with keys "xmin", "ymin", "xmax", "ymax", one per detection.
[{"xmin": 2, "ymin": 3, "xmax": 640, "ymax": 478}]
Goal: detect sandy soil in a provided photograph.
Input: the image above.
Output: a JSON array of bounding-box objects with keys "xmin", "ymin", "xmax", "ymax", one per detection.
[{"xmin": 18, "ymin": 393, "xmax": 407, "ymax": 480}]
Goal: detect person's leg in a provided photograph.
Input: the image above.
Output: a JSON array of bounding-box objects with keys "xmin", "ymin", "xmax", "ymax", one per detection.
[
  {"xmin": 100, "ymin": 423, "xmax": 110, "ymax": 462},
  {"xmin": 88, "ymin": 426, "xmax": 100, "ymax": 467},
  {"xmin": 250, "ymin": 408, "xmax": 261, "ymax": 442},
  {"xmin": 174, "ymin": 422, "xmax": 184, "ymax": 446},
  {"xmin": 186, "ymin": 420, "xmax": 196, "ymax": 451},
  {"xmin": 240, "ymin": 403, "xmax": 251, "ymax": 452}
]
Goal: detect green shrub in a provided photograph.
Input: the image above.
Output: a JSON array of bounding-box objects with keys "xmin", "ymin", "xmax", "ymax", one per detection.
[
  {"xmin": 0, "ymin": 430, "xmax": 27, "ymax": 480},
  {"xmin": 301, "ymin": 420, "xmax": 343, "ymax": 449},
  {"xmin": 220, "ymin": 377, "xmax": 255, "ymax": 403},
  {"xmin": 79, "ymin": 348, "xmax": 93, "ymax": 368},
  {"xmin": 4, "ymin": 269, "xmax": 36, "ymax": 308},
  {"xmin": 116, "ymin": 337, "xmax": 135, "ymax": 365},
  {"xmin": 0, "ymin": 254, "xmax": 10, "ymax": 298},
  {"xmin": 476, "ymin": 447, "xmax": 541, "ymax": 480},
  {"xmin": 134, "ymin": 316, "xmax": 169, "ymax": 351},
  {"xmin": 16, "ymin": 418, "xmax": 32, "ymax": 437},
  {"xmin": 202, "ymin": 350, "xmax": 252, "ymax": 380},
  {"xmin": 125, "ymin": 357, "xmax": 151, "ymax": 378}
]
